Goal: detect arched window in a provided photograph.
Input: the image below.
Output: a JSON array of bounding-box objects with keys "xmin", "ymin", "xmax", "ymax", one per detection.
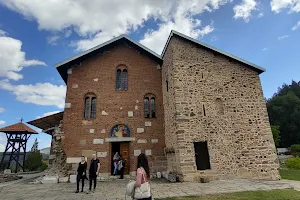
[
  {"xmin": 116, "ymin": 65, "xmax": 128, "ymax": 91},
  {"xmin": 84, "ymin": 93, "xmax": 96, "ymax": 119},
  {"xmin": 144, "ymin": 94, "xmax": 156, "ymax": 118}
]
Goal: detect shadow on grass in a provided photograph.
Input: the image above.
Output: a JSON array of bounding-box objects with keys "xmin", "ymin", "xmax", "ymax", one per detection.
[{"xmin": 156, "ymin": 189, "xmax": 300, "ymax": 200}]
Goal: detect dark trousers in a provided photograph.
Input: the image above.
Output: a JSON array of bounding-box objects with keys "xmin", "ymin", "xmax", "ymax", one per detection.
[
  {"xmin": 76, "ymin": 174, "xmax": 84, "ymax": 191},
  {"xmin": 89, "ymin": 174, "xmax": 97, "ymax": 191},
  {"xmin": 119, "ymin": 167, "xmax": 124, "ymax": 179}
]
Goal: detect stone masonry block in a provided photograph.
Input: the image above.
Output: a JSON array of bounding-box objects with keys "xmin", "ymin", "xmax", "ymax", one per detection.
[
  {"xmin": 145, "ymin": 122, "xmax": 151, "ymax": 126},
  {"xmin": 65, "ymin": 103, "xmax": 71, "ymax": 108},
  {"xmin": 137, "ymin": 128, "xmax": 144, "ymax": 133},
  {"xmin": 102, "ymin": 111, "xmax": 108, "ymax": 115},
  {"xmin": 137, "ymin": 139, "xmax": 147, "ymax": 144},
  {"xmin": 70, "ymin": 175, "xmax": 76, "ymax": 183},
  {"xmin": 151, "ymin": 139, "xmax": 158, "ymax": 143},
  {"xmin": 128, "ymin": 111, "xmax": 133, "ymax": 117},
  {"xmin": 72, "ymin": 84, "xmax": 78, "ymax": 88}
]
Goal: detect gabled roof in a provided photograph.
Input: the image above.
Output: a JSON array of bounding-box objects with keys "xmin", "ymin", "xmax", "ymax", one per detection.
[
  {"xmin": 162, "ymin": 30, "xmax": 266, "ymax": 74},
  {"xmin": 56, "ymin": 35, "xmax": 163, "ymax": 83},
  {"xmin": 0, "ymin": 122, "xmax": 38, "ymax": 134}
]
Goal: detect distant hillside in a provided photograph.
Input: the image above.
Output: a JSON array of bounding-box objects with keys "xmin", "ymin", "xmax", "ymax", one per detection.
[{"xmin": 40, "ymin": 147, "xmax": 50, "ymax": 155}]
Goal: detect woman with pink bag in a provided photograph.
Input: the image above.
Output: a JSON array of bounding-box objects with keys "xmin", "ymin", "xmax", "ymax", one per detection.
[{"xmin": 134, "ymin": 153, "xmax": 152, "ymax": 200}]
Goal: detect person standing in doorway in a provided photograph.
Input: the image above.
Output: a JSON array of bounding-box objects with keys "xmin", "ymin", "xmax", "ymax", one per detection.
[
  {"xmin": 87, "ymin": 154, "xmax": 100, "ymax": 194},
  {"xmin": 113, "ymin": 152, "xmax": 120, "ymax": 175},
  {"xmin": 118, "ymin": 154, "xmax": 126, "ymax": 179},
  {"xmin": 76, "ymin": 156, "xmax": 87, "ymax": 193}
]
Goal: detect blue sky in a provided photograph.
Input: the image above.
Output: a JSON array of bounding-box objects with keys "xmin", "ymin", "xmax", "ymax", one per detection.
[{"xmin": 0, "ymin": 0, "xmax": 299, "ymax": 151}]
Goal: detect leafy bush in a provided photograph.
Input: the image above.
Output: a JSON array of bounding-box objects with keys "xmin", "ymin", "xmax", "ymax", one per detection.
[
  {"xmin": 285, "ymin": 157, "xmax": 300, "ymax": 170},
  {"xmin": 271, "ymin": 125, "xmax": 281, "ymax": 147},
  {"xmin": 25, "ymin": 151, "xmax": 47, "ymax": 171},
  {"xmin": 290, "ymin": 144, "xmax": 300, "ymax": 157}
]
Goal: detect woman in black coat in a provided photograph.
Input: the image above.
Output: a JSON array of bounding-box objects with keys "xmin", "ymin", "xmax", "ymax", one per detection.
[{"xmin": 76, "ymin": 156, "xmax": 87, "ymax": 193}]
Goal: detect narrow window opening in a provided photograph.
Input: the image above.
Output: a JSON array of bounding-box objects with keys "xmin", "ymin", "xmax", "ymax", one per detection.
[
  {"xmin": 166, "ymin": 80, "xmax": 169, "ymax": 92},
  {"xmin": 84, "ymin": 97, "xmax": 90, "ymax": 119},
  {"xmin": 201, "ymin": 72, "xmax": 204, "ymax": 79},
  {"xmin": 144, "ymin": 97, "xmax": 150, "ymax": 118},
  {"xmin": 215, "ymin": 98, "xmax": 224, "ymax": 115},
  {"xmin": 150, "ymin": 97, "xmax": 156, "ymax": 118},
  {"xmin": 90, "ymin": 97, "xmax": 97, "ymax": 119},
  {"xmin": 122, "ymin": 69, "xmax": 128, "ymax": 90},
  {"xmin": 203, "ymin": 104, "xmax": 206, "ymax": 116},
  {"xmin": 194, "ymin": 141, "xmax": 211, "ymax": 170},
  {"xmin": 116, "ymin": 69, "xmax": 122, "ymax": 90}
]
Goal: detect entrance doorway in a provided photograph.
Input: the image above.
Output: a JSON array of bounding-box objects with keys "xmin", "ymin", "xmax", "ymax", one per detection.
[
  {"xmin": 111, "ymin": 142, "xmax": 130, "ymax": 175},
  {"xmin": 194, "ymin": 141, "xmax": 211, "ymax": 170}
]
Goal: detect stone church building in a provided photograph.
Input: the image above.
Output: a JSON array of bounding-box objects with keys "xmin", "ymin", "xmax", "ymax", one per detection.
[{"xmin": 28, "ymin": 30, "xmax": 280, "ymax": 181}]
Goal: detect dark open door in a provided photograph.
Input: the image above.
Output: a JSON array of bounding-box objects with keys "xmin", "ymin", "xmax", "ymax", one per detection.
[
  {"xmin": 120, "ymin": 142, "xmax": 130, "ymax": 174},
  {"xmin": 194, "ymin": 141, "xmax": 211, "ymax": 170}
]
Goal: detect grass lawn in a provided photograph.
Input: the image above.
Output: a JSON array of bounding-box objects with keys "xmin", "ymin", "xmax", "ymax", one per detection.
[
  {"xmin": 156, "ymin": 189, "xmax": 300, "ymax": 200},
  {"xmin": 280, "ymin": 168, "xmax": 300, "ymax": 181}
]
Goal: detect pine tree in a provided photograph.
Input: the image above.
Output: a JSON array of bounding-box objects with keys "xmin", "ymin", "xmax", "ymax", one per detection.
[{"xmin": 31, "ymin": 138, "xmax": 39, "ymax": 152}]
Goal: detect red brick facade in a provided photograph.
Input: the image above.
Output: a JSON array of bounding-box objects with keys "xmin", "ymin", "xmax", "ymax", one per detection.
[{"xmin": 62, "ymin": 42, "xmax": 166, "ymax": 175}]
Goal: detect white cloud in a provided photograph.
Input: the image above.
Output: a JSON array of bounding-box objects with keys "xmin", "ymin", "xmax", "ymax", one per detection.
[
  {"xmin": 0, "ymin": 79, "xmax": 66, "ymax": 108},
  {"xmin": 233, "ymin": 0, "xmax": 257, "ymax": 22},
  {"xmin": 47, "ymin": 35, "xmax": 60, "ymax": 45},
  {"xmin": 292, "ymin": 21, "xmax": 300, "ymax": 30},
  {"xmin": 0, "ymin": 29, "xmax": 7, "ymax": 36},
  {"xmin": 0, "ymin": 0, "xmax": 231, "ymax": 52},
  {"xmin": 0, "ymin": 108, "xmax": 4, "ymax": 113},
  {"xmin": 0, "ymin": 120, "xmax": 5, "ymax": 125},
  {"xmin": 0, "ymin": 33, "xmax": 47, "ymax": 81},
  {"xmin": 36, "ymin": 110, "xmax": 60, "ymax": 119},
  {"xmin": 278, "ymin": 35, "xmax": 289, "ymax": 40},
  {"xmin": 262, "ymin": 47, "xmax": 268, "ymax": 51},
  {"xmin": 258, "ymin": 12, "xmax": 264, "ymax": 18},
  {"xmin": 65, "ymin": 30, "xmax": 72, "ymax": 38},
  {"xmin": 271, "ymin": 0, "xmax": 300, "ymax": 13}
]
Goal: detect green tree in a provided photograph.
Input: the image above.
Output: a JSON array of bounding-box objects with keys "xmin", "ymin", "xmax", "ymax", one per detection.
[
  {"xmin": 267, "ymin": 80, "xmax": 300, "ymax": 147},
  {"xmin": 25, "ymin": 140, "xmax": 47, "ymax": 171},
  {"xmin": 271, "ymin": 125, "xmax": 281, "ymax": 147}
]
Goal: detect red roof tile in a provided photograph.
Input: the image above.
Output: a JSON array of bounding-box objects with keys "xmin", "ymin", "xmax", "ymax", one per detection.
[{"xmin": 0, "ymin": 122, "xmax": 38, "ymax": 134}]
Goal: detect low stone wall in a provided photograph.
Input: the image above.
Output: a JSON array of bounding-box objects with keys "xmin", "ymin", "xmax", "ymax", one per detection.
[{"xmin": 0, "ymin": 174, "xmax": 22, "ymax": 183}]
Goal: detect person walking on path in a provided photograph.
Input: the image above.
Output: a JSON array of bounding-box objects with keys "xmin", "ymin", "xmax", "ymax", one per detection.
[
  {"xmin": 76, "ymin": 156, "xmax": 87, "ymax": 193},
  {"xmin": 87, "ymin": 154, "xmax": 100, "ymax": 194}
]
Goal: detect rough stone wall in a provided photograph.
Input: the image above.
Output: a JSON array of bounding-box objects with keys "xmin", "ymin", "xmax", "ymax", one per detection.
[
  {"xmin": 63, "ymin": 42, "xmax": 166, "ymax": 175},
  {"xmin": 162, "ymin": 42, "xmax": 182, "ymax": 175},
  {"xmin": 45, "ymin": 121, "xmax": 69, "ymax": 177},
  {"xmin": 165, "ymin": 36, "xmax": 280, "ymax": 181}
]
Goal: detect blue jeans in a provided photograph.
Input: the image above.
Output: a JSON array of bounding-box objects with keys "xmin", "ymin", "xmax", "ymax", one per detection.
[{"xmin": 113, "ymin": 162, "xmax": 118, "ymax": 175}]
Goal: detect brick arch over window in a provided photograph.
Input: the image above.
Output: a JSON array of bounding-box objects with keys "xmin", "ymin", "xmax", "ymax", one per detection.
[
  {"xmin": 116, "ymin": 65, "xmax": 128, "ymax": 91},
  {"xmin": 144, "ymin": 94, "xmax": 156, "ymax": 118},
  {"xmin": 84, "ymin": 93, "xmax": 96, "ymax": 119}
]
